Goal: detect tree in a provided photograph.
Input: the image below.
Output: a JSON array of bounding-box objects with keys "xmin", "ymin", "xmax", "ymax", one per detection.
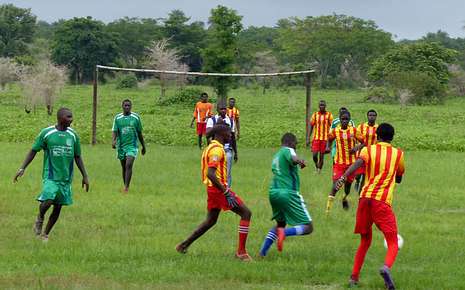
[
  {"xmin": 51, "ymin": 17, "xmax": 119, "ymax": 83},
  {"xmin": 252, "ymin": 51, "xmax": 279, "ymax": 94},
  {"xmin": 146, "ymin": 38, "xmax": 187, "ymax": 99},
  {"xmin": 0, "ymin": 4, "xmax": 36, "ymax": 58},
  {"xmin": 202, "ymin": 5, "xmax": 243, "ymax": 103},
  {"xmin": 20, "ymin": 59, "xmax": 67, "ymax": 115},
  {"xmin": 0, "ymin": 57, "xmax": 21, "ymax": 90},
  {"xmin": 236, "ymin": 26, "xmax": 278, "ymax": 73}
]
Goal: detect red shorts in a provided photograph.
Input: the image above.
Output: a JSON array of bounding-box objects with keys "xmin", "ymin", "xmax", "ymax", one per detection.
[
  {"xmin": 332, "ymin": 164, "xmax": 356, "ymax": 183},
  {"xmin": 354, "ymin": 198, "xmax": 397, "ymax": 234},
  {"xmin": 207, "ymin": 187, "xmax": 243, "ymax": 211},
  {"xmin": 196, "ymin": 122, "xmax": 206, "ymax": 135},
  {"xmin": 312, "ymin": 140, "xmax": 327, "ymax": 153},
  {"xmin": 355, "ymin": 164, "xmax": 365, "ymax": 176}
]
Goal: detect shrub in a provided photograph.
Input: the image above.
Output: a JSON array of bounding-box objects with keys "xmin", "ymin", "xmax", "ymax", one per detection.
[
  {"xmin": 115, "ymin": 73, "xmax": 138, "ymax": 89},
  {"xmin": 158, "ymin": 88, "xmax": 209, "ymax": 106},
  {"xmin": 365, "ymin": 86, "xmax": 395, "ymax": 103}
]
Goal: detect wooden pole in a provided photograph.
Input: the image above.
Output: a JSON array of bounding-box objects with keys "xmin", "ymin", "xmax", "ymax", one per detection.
[
  {"xmin": 92, "ymin": 66, "xmax": 98, "ymax": 145},
  {"xmin": 305, "ymin": 73, "xmax": 312, "ymax": 147}
]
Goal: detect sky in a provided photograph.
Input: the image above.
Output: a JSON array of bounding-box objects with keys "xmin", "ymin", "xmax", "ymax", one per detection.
[{"xmin": 3, "ymin": 0, "xmax": 465, "ymax": 40}]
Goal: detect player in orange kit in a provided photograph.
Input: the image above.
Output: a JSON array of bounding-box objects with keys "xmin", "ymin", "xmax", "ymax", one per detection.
[{"xmin": 190, "ymin": 92, "xmax": 213, "ymax": 149}]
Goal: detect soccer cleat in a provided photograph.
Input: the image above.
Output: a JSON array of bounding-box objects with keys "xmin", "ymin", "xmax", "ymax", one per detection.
[
  {"xmin": 175, "ymin": 243, "xmax": 188, "ymax": 254},
  {"xmin": 40, "ymin": 234, "xmax": 49, "ymax": 243},
  {"xmin": 326, "ymin": 196, "xmax": 335, "ymax": 215},
  {"xmin": 34, "ymin": 217, "xmax": 44, "ymax": 236},
  {"xmin": 277, "ymin": 227, "xmax": 285, "ymax": 252},
  {"xmin": 235, "ymin": 252, "xmax": 253, "ymax": 262},
  {"xmin": 379, "ymin": 265, "xmax": 396, "ymax": 290},
  {"xmin": 342, "ymin": 198, "xmax": 350, "ymax": 210},
  {"xmin": 348, "ymin": 275, "xmax": 359, "ymax": 288}
]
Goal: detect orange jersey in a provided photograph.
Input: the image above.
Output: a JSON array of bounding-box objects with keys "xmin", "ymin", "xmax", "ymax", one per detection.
[
  {"xmin": 357, "ymin": 123, "xmax": 378, "ymax": 146},
  {"xmin": 359, "ymin": 142, "xmax": 405, "ymax": 206},
  {"xmin": 201, "ymin": 140, "xmax": 228, "ymax": 187},
  {"xmin": 328, "ymin": 127, "xmax": 363, "ymax": 165},
  {"xmin": 310, "ymin": 111, "xmax": 333, "ymax": 141},
  {"xmin": 227, "ymin": 107, "xmax": 240, "ymax": 121},
  {"xmin": 193, "ymin": 102, "xmax": 213, "ymax": 123}
]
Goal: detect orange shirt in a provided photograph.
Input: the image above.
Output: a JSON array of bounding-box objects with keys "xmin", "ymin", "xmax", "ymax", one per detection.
[
  {"xmin": 328, "ymin": 127, "xmax": 363, "ymax": 165},
  {"xmin": 201, "ymin": 140, "xmax": 228, "ymax": 187},
  {"xmin": 311, "ymin": 111, "xmax": 333, "ymax": 141},
  {"xmin": 357, "ymin": 123, "xmax": 378, "ymax": 146},
  {"xmin": 193, "ymin": 102, "xmax": 213, "ymax": 123},
  {"xmin": 359, "ymin": 142, "xmax": 405, "ymax": 206},
  {"xmin": 227, "ymin": 107, "xmax": 240, "ymax": 121}
]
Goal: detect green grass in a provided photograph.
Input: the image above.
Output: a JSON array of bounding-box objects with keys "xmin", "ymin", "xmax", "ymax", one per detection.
[{"xmin": 1, "ymin": 143, "xmax": 464, "ymax": 289}]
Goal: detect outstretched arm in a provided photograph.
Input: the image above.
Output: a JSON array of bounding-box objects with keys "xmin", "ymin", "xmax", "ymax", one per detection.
[
  {"xmin": 13, "ymin": 150, "xmax": 37, "ymax": 182},
  {"xmin": 334, "ymin": 158, "xmax": 364, "ymax": 190},
  {"xmin": 74, "ymin": 155, "xmax": 89, "ymax": 192}
]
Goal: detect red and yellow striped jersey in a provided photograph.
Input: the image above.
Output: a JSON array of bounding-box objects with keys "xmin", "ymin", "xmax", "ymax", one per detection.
[
  {"xmin": 227, "ymin": 107, "xmax": 240, "ymax": 121},
  {"xmin": 359, "ymin": 142, "xmax": 405, "ymax": 206},
  {"xmin": 357, "ymin": 123, "xmax": 378, "ymax": 146},
  {"xmin": 201, "ymin": 140, "xmax": 228, "ymax": 187},
  {"xmin": 310, "ymin": 111, "xmax": 333, "ymax": 141},
  {"xmin": 328, "ymin": 127, "xmax": 363, "ymax": 165},
  {"xmin": 193, "ymin": 102, "xmax": 213, "ymax": 123}
]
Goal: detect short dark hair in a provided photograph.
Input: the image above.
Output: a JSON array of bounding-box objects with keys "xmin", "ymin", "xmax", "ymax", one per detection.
[
  {"xmin": 281, "ymin": 132, "xmax": 297, "ymax": 145},
  {"xmin": 377, "ymin": 123, "xmax": 395, "ymax": 141},
  {"xmin": 207, "ymin": 123, "xmax": 231, "ymax": 139},
  {"xmin": 201, "ymin": 92, "xmax": 208, "ymax": 98},
  {"xmin": 339, "ymin": 107, "xmax": 348, "ymax": 113},
  {"xmin": 122, "ymin": 99, "xmax": 131, "ymax": 105},
  {"xmin": 319, "ymin": 100, "xmax": 326, "ymax": 104},
  {"xmin": 367, "ymin": 109, "xmax": 377, "ymax": 115},
  {"xmin": 228, "ymin": 97, "xmax": 235, "ymax": 101},
  {"xmin": 340, "ymin": 110, "xmax": 351, "ymax": 119},
  {"xmin": 57, "ymin": 107, "xmax": 71, "ymax": 118}
]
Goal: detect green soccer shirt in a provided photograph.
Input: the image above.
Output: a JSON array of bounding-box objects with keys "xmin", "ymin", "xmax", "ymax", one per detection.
[
  {"xmin": 112, "ymin": 112, "xmax": 142, "ymax": 149},
  {"xmin": 270, "ymin": 147, "xmax": 300, "ymax": 192},
  {"xmin": 32, "ymin": 126, "xmax": 81, "ymax": 182}
]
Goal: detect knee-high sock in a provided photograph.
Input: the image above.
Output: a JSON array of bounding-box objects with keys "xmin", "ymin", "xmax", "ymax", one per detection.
[
  {"xmin": 237, "ymin": 220, "xmax": 250, "ymax": 254},
  {"xmin": 351, "ymin": 231, "xmax": 372, "ymax": 280},
  {"xmin": 384, "ymin": 232, "xmax": 399, "ymax": 268},
  {"xmin": 259, "ymin": 228, "xmax": 277, "ymax": 256},
  {"xmin": 284, "ymin": 225, "xmax": 307, "ymax": 237}
]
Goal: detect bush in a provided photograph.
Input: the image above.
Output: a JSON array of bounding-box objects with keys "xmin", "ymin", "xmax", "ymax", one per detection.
[
  {"xmin": 115, "ymin": 74, "xmax": 138, "ymax": 89},
  {"xmin": 365, "ymin": 86, "xmax": 395, "ymax": 103},
  {"xmin": 158, "ymin": 88, "xmax": 210, "ymax": 106}
]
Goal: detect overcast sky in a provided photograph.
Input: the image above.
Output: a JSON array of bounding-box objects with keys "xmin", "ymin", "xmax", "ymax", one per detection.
[{"xmin": 3, "ymin": 0, "xmax": 465, "ymax": 40}]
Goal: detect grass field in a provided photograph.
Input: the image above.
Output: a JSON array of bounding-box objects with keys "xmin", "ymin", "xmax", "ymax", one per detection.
[
  {"xmin": 1, "ymin": 143, "xmax": 464, "ymax": 289},
  {"xmin": 1, "ymin": 84, "xmax": 464, "ymax": 289}
]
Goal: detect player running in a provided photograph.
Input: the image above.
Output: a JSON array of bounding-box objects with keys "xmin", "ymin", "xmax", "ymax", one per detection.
[
  {"xmin": 259, "ymin": 133, "xmax": 313, "ymax": 257},
  {"xmin": 13, "ymin": 108, "xmax": 89, "ymax": 241},
  {"xmin": 190, "ymin": 92, "xmax": 213, "ymax": 149},
  {"xmin": 307, "ymin": 100, "xmax": 333, "ymax": 173},
  {"xmin": 325, "ymin": 111, "xmax": 363, "ymax": 214},
  {"xmin": 112, "ymin": 99, "xmax": 146, "ymax": 193},
  {"xmin": 176, "ymin": 124, "xmax": 253, "ymax": 261},
  {"xmin": 354, "ymin": 109, "xmax": 379, "ymax": 192},
  {"xmin": 334, "ymin": 123, "xmax": 405, "ymax": 290},
  {"xmin": 330, "ymin": 107, "xmax": 355, "ymax": 162}
]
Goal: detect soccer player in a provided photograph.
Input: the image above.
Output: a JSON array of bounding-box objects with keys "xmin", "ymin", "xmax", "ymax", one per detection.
[
  {"xmin": 207, "ymin": 103, "xmax": 234, "ymax": 186},
  {"xmin": 333, "ymin": 123, "xmax": 405, "ymax": 290},
  {"xmin": 354, "ymin": 109, "xmax": 379, "ymax": 192},
  {"xmin": 13, "ymin": 107, "xmax": 89, "ymax": 241},
  {"xmin": 330, "ymin": 107, "xmax": 355, "ymax": 162},
  {"xmin": 259, "ymin": 133, "xmax": 313, "ymax": 257},
  {"xmin": 227, "ymin": 97, "xmax": 240, "ymax": 162},
  {"xmin": 190, "ymin": 92, "xmax": 213, "ymax": 149},
  {"xmin": 112, "ymin": 99, "xmax": 146, "ymax": 193},
  {"xmin": 307, "ymin": 100, "xmax": 333, "ymax": 173},
  {"xmin": 325, "ymin": 111, "xmax": 363, "ymax": 213},
  {"xmin": 176, "ymin": 124, "xmax": 252, "ymax": 261}
]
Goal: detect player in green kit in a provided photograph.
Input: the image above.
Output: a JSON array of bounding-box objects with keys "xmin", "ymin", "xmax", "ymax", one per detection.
[
  {"xmin": 13, "ymin": 108, "xmax": 89, "ymax": 241},
  {"xmin": 112, "ymin": 99, "xmax": 146, "ymax": 193},
  {"xmin": 259, "ymin": 133, "xmax": 313, "ymax": 257}
]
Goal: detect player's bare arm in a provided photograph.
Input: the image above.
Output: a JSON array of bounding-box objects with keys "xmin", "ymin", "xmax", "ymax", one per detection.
[
  {"xmin": 74, "ymin": 155, "xmax": 89, "ymax": 192},
  {"xmin": 112, "ymin": 131, "xmax": 118, "ymax": 149},
  {"xmin": 137, "ymin": 131, "xmax": 146, "ymax": 155},
  {"xmin": 13, "ymin": 150, "xmax": 38, "ymax": 182}
]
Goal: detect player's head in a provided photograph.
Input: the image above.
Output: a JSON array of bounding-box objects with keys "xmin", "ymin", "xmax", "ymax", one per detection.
[
  {"xmin": 339, "ymin": 107, "xmax": 348, "ymax": 115},
  {"xmin": 228, "ymin": 97, "xmax": 235, "ymax": 108},
  {"xmin": 211, "ymin": 124, "xmax": 231, "ymax": 144},
  {"xmin": 367, "ymin": 109, "xmax": 377, "ymax": 124},
  {"xmin": 319, "ymin": 100, "xmax": 326, "ymax": 112},
  {"xmin": 122, "ymin": 99, "xmax": 132, "ymax": 114},
  {"xmin": 200, "ymin": 92, "xmax": 208, "ymax": 102},
  {"xmin": 340, "ymin": 111, "xmax": 350, "ymax": 128},
  {"xmin": 376, "ymin": 123, "xmax": 395, "ymax": 142},
  {"xmin": 57, "ymin": 107, "xmax": 73, "ymax": 128},
  {"xmin": 217, "ymin": 102, "xmax": 227, "ymax": 117},
  {"xmin": 281, "ymin": 133, "xmax": 297, "ymax": 149}
]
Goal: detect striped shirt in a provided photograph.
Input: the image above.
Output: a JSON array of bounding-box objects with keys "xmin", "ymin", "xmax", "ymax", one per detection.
[
  {"xmin": 201, "ymin": 140, "xmax": 228, "ymax": 187},
  {"xmin": 328, "ymin": 127, "xmax": 363, "ymax": 165},
  {"xmin": 359, "ymin": 142, "xmax": 405, "ymax": 206},
  {"xmin": 357, "ymin": 123, "xmax": 378, "ymax": 146},
  {"xmin": 227, "ymin": 106, "xmax": 240, "ymax": 132},
  {"xmin": 310, "ymin": 111, "xmax": 333, "ymax": 141}
]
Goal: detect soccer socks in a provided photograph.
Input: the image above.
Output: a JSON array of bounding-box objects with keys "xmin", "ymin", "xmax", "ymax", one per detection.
[
  {"xmin": 351, "ymin": 232, "xmax": 373, "ymax": 281},
  {"xmin": 259, "ymin": 225, "xmax": 308, "ymax": 256},
  {"xmin": 237, "ymin": 220, "xmax": 250, "ymax": 254},
  {"xmin": 326, "ymin": 195, "xmax": 335, "ymax": 214},
  {"xmin": 284, "ymin": 225, "xmax": 307, "ymax": 237},
  {"xmin": 384, "ymin": 232, "xmax": 399, "ymax": 268}
]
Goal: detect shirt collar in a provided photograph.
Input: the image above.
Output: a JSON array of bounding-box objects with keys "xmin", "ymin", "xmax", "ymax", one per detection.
[
  {"xmin": 210, "ymin": 140, "xmax": 224, "ymax": 148},
  {"xmin": 378, "ymin": 142, "xmax": 392, "ymax": 147}
]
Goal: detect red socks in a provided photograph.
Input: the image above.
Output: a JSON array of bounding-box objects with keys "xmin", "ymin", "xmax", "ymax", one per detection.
[
  {"xmin": 351, "ymin": 232, "xmax": 372, "ymax": 281},
  {"xmin": 384, "ymin": 232, "xmax": 399, "ymax": 268},
  {"xmin": 237, "ymin": 220, "xmax": 250, "ymax": 254}
]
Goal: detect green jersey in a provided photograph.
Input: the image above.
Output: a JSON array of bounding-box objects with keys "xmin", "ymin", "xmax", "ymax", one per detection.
[
  {"xmin": 270, "ymin": 147, "xmax": 300, "ymax": 192},
  {"xmin": 112, "ymin": 112, "xmax": 142, "ymax": 149},
  {"xmin": 32, "ymin": 126, "xmax": 81, "ymax": 182}
]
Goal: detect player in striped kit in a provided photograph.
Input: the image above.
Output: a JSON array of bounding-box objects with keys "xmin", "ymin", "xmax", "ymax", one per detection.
[{"xmin": 308, "ymin": 100, "xmax": 333, "ymax": 173}]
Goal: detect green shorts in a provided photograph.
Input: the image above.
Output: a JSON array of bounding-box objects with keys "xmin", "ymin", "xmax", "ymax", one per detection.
[
  {"xmin": 269, "ymin": 189, "xmax": 312, "ymax": 225},
  {"xmin": 117, "ymin": 146, "xmax": 138, "ymax": 160},
  {"xmin": 37, "ymin": 179, "xmax": 73, "ymax": 206}
]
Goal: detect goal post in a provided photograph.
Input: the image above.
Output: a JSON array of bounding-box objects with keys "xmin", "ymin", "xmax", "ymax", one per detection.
[{"xmin": 92, "ymin": 64, "xmax": 315, "ymax": 146}]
